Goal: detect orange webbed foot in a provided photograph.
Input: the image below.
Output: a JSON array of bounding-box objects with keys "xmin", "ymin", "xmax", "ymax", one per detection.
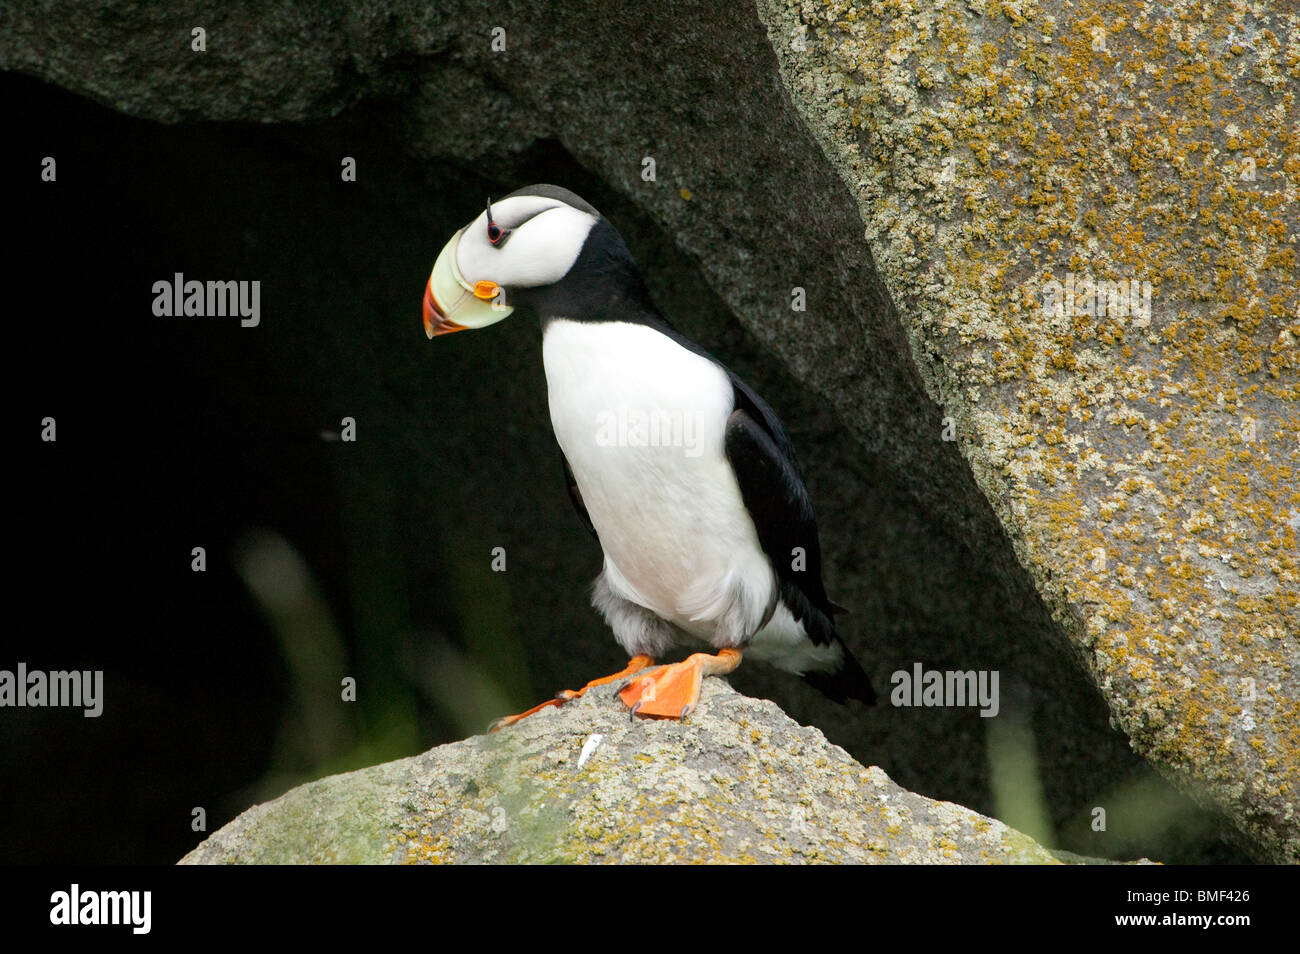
[
  {"xmin": 618, "ymin": 648, "xmax": 742, "ymax": 721},
  {"xmin": 489, "ymin": 655, "xmax": 655, "ymax": 733},
  {"xmin": 488, "ymin": 697, "xmax": 565, "ymax": 733}
]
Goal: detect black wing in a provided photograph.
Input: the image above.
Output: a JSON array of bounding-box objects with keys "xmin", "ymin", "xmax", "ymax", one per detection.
[
  {"xmin": 560, "ymin": 451, "xmax": 598, "ymax": 541},
  {"xmin": 724, "ymin": 382, "xmax": 834, "ymax": 642},
  {"xmin": 724, "ymin": 377, "xmax": 875, "ymax": 705}
]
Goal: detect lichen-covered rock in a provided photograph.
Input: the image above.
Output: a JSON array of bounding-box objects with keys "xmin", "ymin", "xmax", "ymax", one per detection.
[
  {"xmin": 181, "ymin": 681, "xmax": 1125, "ymax": 864},
  {"xmin": 756, "ymin": 0, "xmax": 1299, "ymax": 861}
]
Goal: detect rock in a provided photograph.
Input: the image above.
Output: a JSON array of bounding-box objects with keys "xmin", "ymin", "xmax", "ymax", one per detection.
[
  {"xmin": 755, "ymin": 0, "xmax": 1299, "ymax": 862},
  {"xmin": 181, "ymin": 681, "xmax": 1133, "ymax": 864}
]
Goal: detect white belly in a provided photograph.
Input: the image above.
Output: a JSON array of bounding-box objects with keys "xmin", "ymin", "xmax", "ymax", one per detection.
[{"xmin": 541, "ymin": 319, "xmax": 775, "ymax": 643}]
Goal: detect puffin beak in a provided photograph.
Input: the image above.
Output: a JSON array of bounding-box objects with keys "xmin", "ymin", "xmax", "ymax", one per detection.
[
  {"xmin": 422, "ymin": 227, "xmax": 514, "ymax": 339},
  {"xmin": 423, "ymin": 279, "xmax": 467, "ymax": 339}
]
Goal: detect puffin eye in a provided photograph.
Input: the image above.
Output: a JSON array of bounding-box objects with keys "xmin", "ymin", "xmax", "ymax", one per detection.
[{"xmin": 485, "ymin": 198, "xmax": 511, "ymax": 248}]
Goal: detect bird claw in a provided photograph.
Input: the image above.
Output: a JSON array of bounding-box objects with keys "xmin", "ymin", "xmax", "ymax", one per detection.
[{"xmin": 629, "ymin": 701, "xmax": 643, "ymax": 721}]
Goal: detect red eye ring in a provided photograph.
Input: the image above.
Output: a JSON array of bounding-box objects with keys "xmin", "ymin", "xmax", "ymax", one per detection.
[{"xmin": 485, "ymin": 197, "xmax": 511, "ymax": 247}]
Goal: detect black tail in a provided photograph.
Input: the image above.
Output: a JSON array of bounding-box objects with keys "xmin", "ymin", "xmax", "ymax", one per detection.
[{"xmin": 801, "ymin": 639, "xmax": 876, "ymax": 706}]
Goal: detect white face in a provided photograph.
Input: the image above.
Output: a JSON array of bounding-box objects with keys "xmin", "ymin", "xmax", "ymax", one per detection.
[
  {"xmin": 422, "ymin": 193, "xmax": 599, "ymax": 338},
  {"xmin": 457, "ymin": 195, "xmax": 598, "ymax": 290}
]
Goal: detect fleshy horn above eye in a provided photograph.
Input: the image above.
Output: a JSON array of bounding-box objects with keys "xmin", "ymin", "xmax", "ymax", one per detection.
[{"xmin": 485, "ymin": 198, "xmax": 512, "ymax": 247}]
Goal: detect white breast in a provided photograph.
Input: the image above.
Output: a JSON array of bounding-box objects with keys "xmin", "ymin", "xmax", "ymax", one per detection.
[{"xmin": 541, "ymin": 319, "xmax": 776, "ymax": 645}]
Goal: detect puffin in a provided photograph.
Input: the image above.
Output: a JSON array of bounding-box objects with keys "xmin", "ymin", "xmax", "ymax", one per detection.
[{"xmin": 422, "ymin": 184, "xmax": 875, "ymax": 727}]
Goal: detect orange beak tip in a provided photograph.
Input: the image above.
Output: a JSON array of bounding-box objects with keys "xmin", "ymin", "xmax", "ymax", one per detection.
[{"xmin": 422, "ymin": 284, "xmax": 466, "ymax": 338}]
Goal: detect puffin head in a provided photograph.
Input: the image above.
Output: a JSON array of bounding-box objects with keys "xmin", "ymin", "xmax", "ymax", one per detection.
[{"xmin": 422, "ymin": 184, "xmax": 602, "ymax": 338}]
